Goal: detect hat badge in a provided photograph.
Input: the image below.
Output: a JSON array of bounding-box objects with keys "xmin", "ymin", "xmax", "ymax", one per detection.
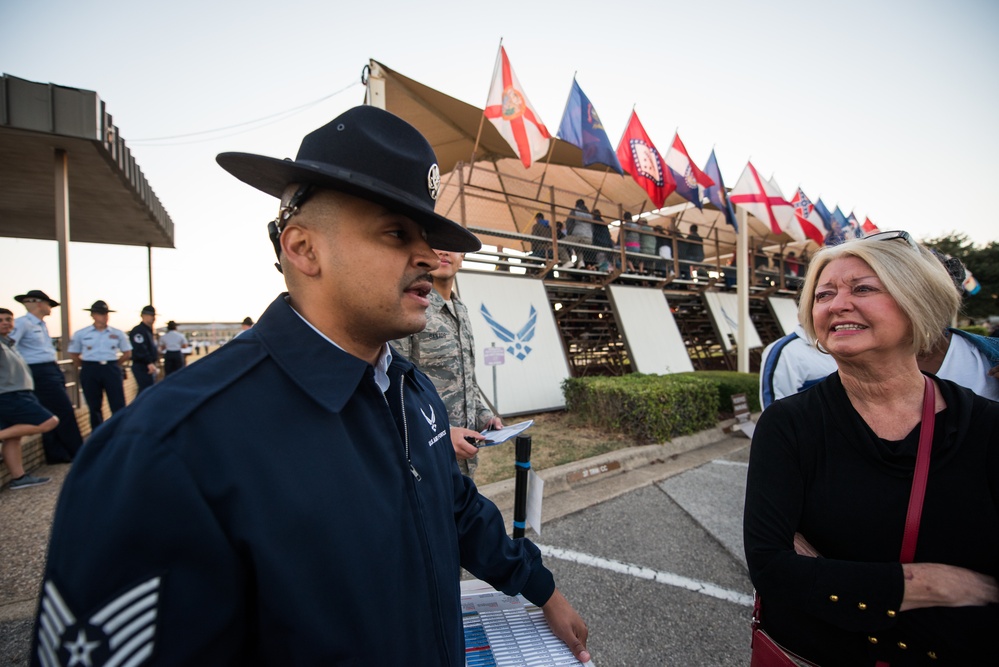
[{"xmin": 427, "ymin": 164, "xmax": 441, "ymax": 201}]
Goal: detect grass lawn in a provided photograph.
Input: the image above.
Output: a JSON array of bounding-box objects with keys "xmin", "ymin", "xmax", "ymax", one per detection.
[{"xmin": 474, "ymin": 410, "xmax": 638, "ymax": 486}]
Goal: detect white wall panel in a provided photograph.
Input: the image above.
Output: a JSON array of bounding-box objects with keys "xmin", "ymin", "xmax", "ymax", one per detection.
[
  {"xmin": 455, "ymin": 273, "xmax": 571, "ymax": 415},
  {"xmin": 768, "ymin": 296, "xmax": 799, "ymax": 336},
  {"xmin": 607, "ymin": 285, "xmax": 694, "ymax": 374},
  {"xmin": 702, "ymin": 291, "xmax": 763, "ymax": 352}
]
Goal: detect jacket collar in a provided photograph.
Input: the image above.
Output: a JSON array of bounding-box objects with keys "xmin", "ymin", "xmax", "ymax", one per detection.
[{"xmin": 251, "ymin": 294, "xmax": 419, "ymax": 414}]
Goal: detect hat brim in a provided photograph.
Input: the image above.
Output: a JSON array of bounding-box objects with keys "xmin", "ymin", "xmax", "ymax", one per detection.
[
  {"xmin": 14, "ymin": 294, "xmax": 59, "ymax": 307},
  {"xmin": 84, "ymin": 308, "xmax": 114, "ymax": 314},
  {"xmin": 216, "ymin": 153, "xmax": 481, "ymax": 253}
]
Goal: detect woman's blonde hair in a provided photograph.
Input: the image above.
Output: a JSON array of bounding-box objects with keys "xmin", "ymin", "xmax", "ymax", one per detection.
[{"xmin": 798, "ymin": 235, "xmax": 960, "ymax": 356}]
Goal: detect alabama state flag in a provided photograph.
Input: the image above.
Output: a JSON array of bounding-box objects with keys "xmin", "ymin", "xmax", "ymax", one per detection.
[
  {"xmin": 729, "ymin": 162, "xmax": 793, "ymax": 235},
  {"xmin": 615, "ymin": 111, "xmax": 675, "ymax": 209},
  {"xmin": 484, "ymin": 45, "xmax": 551, "ymax": 169}
]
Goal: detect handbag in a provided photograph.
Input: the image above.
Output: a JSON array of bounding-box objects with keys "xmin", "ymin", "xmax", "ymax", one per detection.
[{"xmin": 750, "ymin": 376, "xmax": 936, "ymax": 667}]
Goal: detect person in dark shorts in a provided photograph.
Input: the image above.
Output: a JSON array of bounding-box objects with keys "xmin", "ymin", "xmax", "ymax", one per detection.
[{"xmin": 0, "ymin": 308, "xmax": 57, "ymax": 489}]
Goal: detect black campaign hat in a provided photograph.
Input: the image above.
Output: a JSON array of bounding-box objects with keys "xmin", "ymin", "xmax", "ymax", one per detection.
[
  {"xmin": 141, "ymin": 305, "xmax": 156, "ymax": 316},
  {"xmin": 216, "ymin": 106, "xmax": 481, "ymax": 253},
  {"xmin": 14, "ymin": 290, "xmax": 59, "ymax": 307},
  {"xmin": 84, "ymin": 300, "xmax": 114, "ymax": 314}
]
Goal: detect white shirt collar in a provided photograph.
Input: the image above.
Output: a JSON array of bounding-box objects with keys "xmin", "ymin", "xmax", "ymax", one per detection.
[{"xmin": 289, "ymin": 303, "xmax": 393, "ymax": 393}]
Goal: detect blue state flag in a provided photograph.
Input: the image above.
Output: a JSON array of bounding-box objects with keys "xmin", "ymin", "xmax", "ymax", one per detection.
[
  {"xmin": 557, "ymin": 79, "xmax": 624, "ymax": 174},
  {"xmin": 702, "ymin": 149, "xmax": 737, "ymax": 229},
  {"xmin": 814, "ymin": 198, "xmax": 832, "ymax": 230},
  {"xmin": 825, "ymin": 205, "xmax": 850, "ymax": 246},
  {"xmin": 832, "ymin": 206, "xmax": 849, "ymax": 231}
]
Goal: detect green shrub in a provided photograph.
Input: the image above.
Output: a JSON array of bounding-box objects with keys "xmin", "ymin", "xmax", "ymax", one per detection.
[
  {"xmin": 562, "ymin": 374, "xmax": 718, "ymax": 443},
  {"xmin": 672, "ymin": 370, "xmax": 761, "ymax": 414}
]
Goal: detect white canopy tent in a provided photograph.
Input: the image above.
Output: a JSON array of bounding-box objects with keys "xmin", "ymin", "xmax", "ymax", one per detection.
[{"xmin": 364, "ymin": 59, "xmax": 821, "ymax": 370}]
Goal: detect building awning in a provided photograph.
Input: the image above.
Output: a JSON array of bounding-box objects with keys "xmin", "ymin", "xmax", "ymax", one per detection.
[{"xmin": 0, "ymin": 74, "xmax": 174, "ymax": 248}]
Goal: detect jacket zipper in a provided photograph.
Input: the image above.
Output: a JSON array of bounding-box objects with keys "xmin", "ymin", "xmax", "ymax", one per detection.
[
  {"xmin": 393, "ymin": 375, "xmax": 453, "ymax": 666},
  {"xmin": 398, "ymin": 380, "xmax": 421, "ymax": 481}
]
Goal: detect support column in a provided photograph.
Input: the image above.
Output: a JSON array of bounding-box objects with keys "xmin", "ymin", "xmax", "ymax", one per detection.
[
  {"xmin": 147, "ymin": 243, "xmax": 154, "ymax": 305},
  {"xmin": 737, "ymin": 208, "xmax": 749, "ymax": 373},
  {"xmin": 54, "ymin": 149, "xmax": 71, "ymax": 358}
]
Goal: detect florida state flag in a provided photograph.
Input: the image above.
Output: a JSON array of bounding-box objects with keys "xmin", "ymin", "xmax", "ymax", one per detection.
[{"xmin": 484, "ymin": 45, "xmax": 551, "ymax": 169}]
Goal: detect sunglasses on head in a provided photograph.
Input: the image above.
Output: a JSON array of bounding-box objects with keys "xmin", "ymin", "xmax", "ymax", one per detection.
[{"xmin": 862, "ymin": 230, "xmax": 918, "ymax": 249}]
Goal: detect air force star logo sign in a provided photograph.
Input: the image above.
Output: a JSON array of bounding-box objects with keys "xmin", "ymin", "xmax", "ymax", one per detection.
[
  {"xmin": 36, "ymin": 576, "xmax": 160, "ymax": 667},
  {"xmin": 480, "ymin": 304, "xmax": 537, "ymax": 361}
]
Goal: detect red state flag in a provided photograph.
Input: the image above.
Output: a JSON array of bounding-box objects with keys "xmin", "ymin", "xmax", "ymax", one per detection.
[
  {"xmin": 615, "ymin": 111, "xmax": 675, "ymax": 208},
  {"xmin": 483, "ymin": 45, "xmax": 551, "ymax": 169},
  {"xmin": 861, "ymin": 217, "xmax": 880, "ymax": 235}
]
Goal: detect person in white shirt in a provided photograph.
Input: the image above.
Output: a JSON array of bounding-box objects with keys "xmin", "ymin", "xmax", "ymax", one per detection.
[{"xmin": 158, "ymin": 321, "xmax": 190, "ymax": 376}]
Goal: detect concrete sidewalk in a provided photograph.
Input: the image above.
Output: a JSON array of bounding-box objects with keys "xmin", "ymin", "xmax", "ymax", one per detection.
[{"xmin": 0, "ymin": 420, "xmax": 752, "ymax": 663}]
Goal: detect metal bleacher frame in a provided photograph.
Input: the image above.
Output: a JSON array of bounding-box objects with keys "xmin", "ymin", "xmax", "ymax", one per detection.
[{"xmin": 452, "ymin": 176, "xmax": 803, "ymax": 376}]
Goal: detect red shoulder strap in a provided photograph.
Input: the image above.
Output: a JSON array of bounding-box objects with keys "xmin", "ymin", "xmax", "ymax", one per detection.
[{"xmin": 899, "ymin": 375, "xmax": 935, "ymax": 564}]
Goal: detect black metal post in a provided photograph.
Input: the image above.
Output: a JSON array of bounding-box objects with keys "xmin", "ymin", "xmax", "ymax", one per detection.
[{"xmin": 512, "ymin": 435, "xmax": 532, "ymax": 539}]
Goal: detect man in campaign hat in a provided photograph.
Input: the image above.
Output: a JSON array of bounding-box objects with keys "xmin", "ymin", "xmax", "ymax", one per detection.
[
  {"xmin": 11, "ymin": 289, "xmax": 83, "ymax": 463},
  {"xmin": 35, "ymin": 106, "xmax": 590, "ymax": 666},
  {"xmin": 128, "ymin": 306, "xmax": 159, "ymax": 393},
  {"xmin": 67, "ymin": 300, "xmax": 132, "ymax": 431}
]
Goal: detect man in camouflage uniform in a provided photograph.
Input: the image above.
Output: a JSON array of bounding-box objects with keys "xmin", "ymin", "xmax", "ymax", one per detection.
[{"xmin": 393, "ymin": 250, "xmax": 503, "ymax": 478}]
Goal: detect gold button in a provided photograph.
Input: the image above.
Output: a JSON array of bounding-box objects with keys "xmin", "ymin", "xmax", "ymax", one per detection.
[
  {"xmin": 828, "ymin": 595, "xmax": 839, "ymax": 602},
  {"xmin": 868, "ymin": 636, "xmax": 878, "ymax": 644},
  {"xmin": 857, "ymin": 602, "xmax": 867, "ymax": 610},
  {"xmin": 886, "ymin": 610, "xmax": 896, "ymax": 618},
  {"xmin": 898, "ymin": 642, "xmax": 907, "ymax": 650},
  {"xmin": 928, "ymin": 651, "xmax": 937, "ymax": 660}
]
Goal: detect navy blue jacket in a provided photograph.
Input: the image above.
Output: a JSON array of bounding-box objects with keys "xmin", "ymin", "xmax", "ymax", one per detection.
[
  {"xmin": 33, "ymin": 295, "xmax": 554, "ymax": 666},
  {"xmin": 128, "ymin": 322, "xmax": 158, "ymax": 365}
]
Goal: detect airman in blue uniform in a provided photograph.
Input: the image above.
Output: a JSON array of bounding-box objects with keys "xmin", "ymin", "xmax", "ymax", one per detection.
[
  {"xmin": 33, "ymin": 106, "xmax": 590, "ymax": 666},
  {"xmin": 128, "ymin": 305, "xmax": 158, "ymax": 393},
  {"xmin": 67, "ymin": 300, "xmax": 132, "ymax": 431},
  {"xmin": 11, "ymin": 289, "xmax": 83, "ymax": 462}
]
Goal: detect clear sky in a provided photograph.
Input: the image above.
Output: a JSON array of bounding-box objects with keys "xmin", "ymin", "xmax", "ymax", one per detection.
[{"xmin": 2, "ymin": 0, "xmax": 997, "ymax": 335}]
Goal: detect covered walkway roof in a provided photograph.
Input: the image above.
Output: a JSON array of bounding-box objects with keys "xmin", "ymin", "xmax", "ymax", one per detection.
[{"xmin": 0, "ymin": 74, "xmax": 174, "ymax": 248}]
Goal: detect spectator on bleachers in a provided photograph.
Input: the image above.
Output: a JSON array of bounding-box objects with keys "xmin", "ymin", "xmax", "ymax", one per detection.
[
  {"xmin": 529, "ymin": 212, "xmax": 553, "ymax": 260},
  {"xmin": 654, "ymin": 225, "xmax": 674, "ymax": 277},
  {"xmin": 564, "ymin": 199, "xmax": 595, "ymax": 268},
  {"xmin": 639, "ymin": 220, "xmax": 657, "ymax": 274},
  {"xmin": 678, "ymin": 224, "xmax": 705, "ymax": 279},
  {"xmin": 591, "ymin": 209, "xmax": 614, "ymax": 272},
  {"xmin": 621, "ymin": 212, "xmax": 641, "ymax": 273}
]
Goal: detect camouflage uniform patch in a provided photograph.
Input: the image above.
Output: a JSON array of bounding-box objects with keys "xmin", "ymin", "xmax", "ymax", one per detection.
[{"xmin": 392, "ymin": 290, "xmax": 494, "ymax": 478}]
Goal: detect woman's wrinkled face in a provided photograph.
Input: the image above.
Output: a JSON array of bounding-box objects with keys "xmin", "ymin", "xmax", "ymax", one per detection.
[{"xmin": 812, "ymin": 256, "xmax": 912, "ymax": 360}]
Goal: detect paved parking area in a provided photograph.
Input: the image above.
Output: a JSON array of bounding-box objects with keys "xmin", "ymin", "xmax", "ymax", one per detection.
[{"xmin": 521, "ymin": 444, "xmax": 753, "ymax": 666}]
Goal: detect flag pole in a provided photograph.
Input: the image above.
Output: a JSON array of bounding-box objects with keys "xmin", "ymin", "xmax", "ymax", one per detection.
[
  {"xmin": 533, "ymin": 138, "xmax": 557, "ymax": 199},
  {"xmin": 468, "ymin": 113, "xmax": 486, "ymax": 186},
  {"xmin": 737, "ymin": 205, "xmax": 750, "ymax": 373},
  {"xmin": 534, "ymin": 72, "xmax": 577, "ymax": 199},
  {"xmin": 469, "ymin": 39, "xmax": 503, "ymax": 185},
  {"xmin": 606, "ymin": 104, "xmax": 636, "ymax": 203},
  {"xmin": 592, "ymin": 166, "xmax": 611, "ymax": 204}
]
